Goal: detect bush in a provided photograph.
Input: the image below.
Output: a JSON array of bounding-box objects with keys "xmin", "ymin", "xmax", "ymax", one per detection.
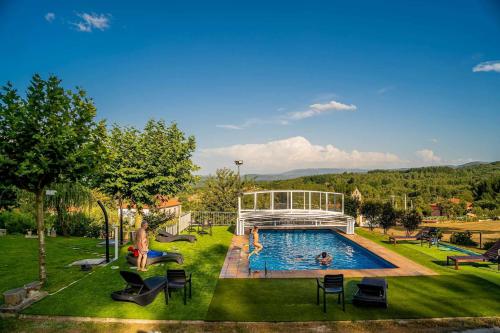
[
  {"xmin": 0, "ymin": 210, "xmax": 35, "ymax": 234},
  {"xmin": 53, "ymin": 212, "xmax": 102, "ymax": 237},
  {"xmin": 483, "ymin": 240, "xmax": 499, "ymax": 250},
  {"xmin": 450, "ymin": 231, "xmax": 477, "ymax": 246}
]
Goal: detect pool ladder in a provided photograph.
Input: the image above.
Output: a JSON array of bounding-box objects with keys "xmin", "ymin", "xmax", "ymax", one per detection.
[{"xmin": 248, "ymin": 261, "xmax": 268, "ymax": 278}]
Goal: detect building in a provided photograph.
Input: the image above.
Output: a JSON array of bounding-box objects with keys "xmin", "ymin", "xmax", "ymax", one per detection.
[
  {"xmin": 351, "ymin": 188, "xmax": 364, "ymax": 226},
  {"xmin": 119, "ymin": 197, "xmax": 182, "ymax": 226},
  {"xmin": 429, "ymin": 198, "xmax": 473, "ymax": 217}
]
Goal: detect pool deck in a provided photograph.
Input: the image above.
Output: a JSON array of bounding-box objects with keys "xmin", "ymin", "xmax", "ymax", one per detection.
[{"xmin": 219, "ymin": 230, "xmax": 437, "ymax": 278}]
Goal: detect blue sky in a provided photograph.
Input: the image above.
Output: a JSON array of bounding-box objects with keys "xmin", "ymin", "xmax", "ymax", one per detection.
[{"xmin": 1, "ymin": 1, "xmax": 499, "ymax": 174}]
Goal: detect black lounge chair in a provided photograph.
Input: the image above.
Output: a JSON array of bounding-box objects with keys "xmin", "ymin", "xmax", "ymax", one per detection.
[
  {"xmin": 166, "ymin": 269, "xmax": 192, "ymax": 305},
  {"xmin": 317, "ymin": 274, "xmax": 345, "ymax": 312},
  {"xmin": 111, "ymin": 271, "xmax": 167, "ymax": 306},
  {"xmin": 126, "ymin": 251, "xmax": 184, "ymax": 266},
  {"xmin": 353, "ymin": 277, "xmax": 388, "ymax": 308},
  {"xmin": 155, "ymin": 230, "xmax": 197, "ymax": 243},
  {"xmin": 447, "ymin": 240, "xmax": 500, "ymax": 270}
]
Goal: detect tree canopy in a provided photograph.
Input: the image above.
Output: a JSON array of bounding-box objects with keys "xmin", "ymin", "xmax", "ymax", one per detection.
[{"xmin": 0, "ymin": 74, "xmax": 106, "ymax": 282}]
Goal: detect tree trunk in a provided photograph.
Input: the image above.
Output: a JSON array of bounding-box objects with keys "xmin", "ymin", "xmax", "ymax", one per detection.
[
  {"xmin": 118, "ymin": 197, "xmax": 123, "ymax": 245},
  {"xmin": 35, "ymin": 189, "xmax": 47, "ymax": 284}
]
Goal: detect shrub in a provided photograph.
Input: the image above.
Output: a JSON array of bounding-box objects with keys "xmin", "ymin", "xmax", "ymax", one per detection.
[
  {"xmin": 0, "ymin": 210, "xmax": 35, "ymax": 234},
  {"xmin": 53, "ymin": 212, "xmax": 102, "ymax": 237},
  {"xmin": 401, "ymin": 209, "xmax": 422, "ymax": 236},
  {"xmin": 483, "ymin": 240, "xmax": 499, "ymax": 250},
  {"xmin": 450, "ymin": 231, "xmax": 477, "ymax": 246},
  {"xmin": 142, "ymin": 210, "xmax": 176, "ymax": 235}
]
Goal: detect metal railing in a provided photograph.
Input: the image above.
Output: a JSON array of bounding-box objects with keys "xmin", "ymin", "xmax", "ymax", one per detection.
[
  {"xmin": 164, "ymin": 212, "xmax": 192, "ymax": 235},
  {"xmin": 189, "ymin": 211, "xmax": 237, "ymax": 225}
]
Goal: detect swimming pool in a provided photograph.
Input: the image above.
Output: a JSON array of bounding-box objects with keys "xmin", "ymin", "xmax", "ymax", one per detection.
[{"xmin": 249, "ymin": 229, "xmax": 396, "ymax": 271}]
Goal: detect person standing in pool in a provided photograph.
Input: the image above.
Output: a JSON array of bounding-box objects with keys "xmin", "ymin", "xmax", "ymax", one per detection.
[
  {"xmin": 136, "ymin": 221, "xmax": 149, "ymax": 272},
  {"xmin": 248, "ymin": 226, "xmax": 263, "ymax": 258}
]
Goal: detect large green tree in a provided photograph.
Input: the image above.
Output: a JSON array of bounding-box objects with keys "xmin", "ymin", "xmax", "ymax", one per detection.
[
  {"xmin": 99, "ymin": 125, "xmax": 142, "ymax": 242},
  {"xmin": 100, "ymin": 120, "xmax": 198, "ymax": 226},
  {"xmin": 200, "ymin": 168, "xmax": 241, "ymax": 212},
  {"xmin": 0, "ymin": 74, "xmax": 106, "ymax": 283}
]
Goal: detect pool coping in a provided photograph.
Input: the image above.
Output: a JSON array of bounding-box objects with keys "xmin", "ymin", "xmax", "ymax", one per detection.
[{"xmin": 219, "ymin": 229, "xmax": 437, "ymax": 278}]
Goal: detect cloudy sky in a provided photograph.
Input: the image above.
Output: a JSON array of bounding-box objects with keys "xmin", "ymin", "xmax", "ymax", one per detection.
[{"xmin": 1, "ymin": 1, "xmax": 499, "ymax": 174}]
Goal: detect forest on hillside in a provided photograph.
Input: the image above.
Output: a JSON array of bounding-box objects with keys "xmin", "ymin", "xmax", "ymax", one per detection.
[{"xmin": 254, "ymin": 162, "xmax": 500, "ymax": 217}]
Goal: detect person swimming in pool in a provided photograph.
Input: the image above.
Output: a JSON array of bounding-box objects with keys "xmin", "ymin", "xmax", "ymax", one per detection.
[
  {"xmin": 248, "ymin": 226, "xmax": 263, "ymax": 258},
  {"xmin": 316, "ymin": 251, "xmax": 333, "ymax": 265}
]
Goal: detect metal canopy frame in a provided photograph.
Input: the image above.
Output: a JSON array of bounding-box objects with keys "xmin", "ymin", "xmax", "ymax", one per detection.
[{"xmin": 236, "ymin": 190, "xmax": 354, "ymax": 235}]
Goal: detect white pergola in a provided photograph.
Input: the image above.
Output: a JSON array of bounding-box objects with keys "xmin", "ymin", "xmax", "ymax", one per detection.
[{"xmin": 236, "ymin": 190, "xmax": 355, "ymax": 235}]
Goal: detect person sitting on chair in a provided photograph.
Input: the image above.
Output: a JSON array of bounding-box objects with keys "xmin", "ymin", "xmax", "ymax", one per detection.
[{"xmin": 316, "ymin": 251, "xmax": 333, "ymax": 265}]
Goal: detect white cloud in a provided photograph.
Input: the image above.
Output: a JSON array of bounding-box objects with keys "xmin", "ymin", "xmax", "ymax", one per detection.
[
  {"xmin": 415, "ymin": 149, "xmax": 441, "ymax": 163},
  {"xmin": 45, "ymin": 12, "xmax": 55, "ymax": 22},
  {"xmin": 198, "ymin": 136, "xmax": 403, "ymax": 173},
  {"xmin": 472, "ymin": 61, "xmax": 500, "ymax": 73},
  {"xmin": 216, "ymin": 124, "xmax": 243, "ymax": 130},
  {"xmin": 287, "ymin": 100, "xmax": 356, "ymax": 120},
  {"xmin": 73, "ymin": 13, "xmax": 111, "ymax": 32},
  {"xmin": 430, "ymin": 138, "xmax": 438, "ymax": 143}
]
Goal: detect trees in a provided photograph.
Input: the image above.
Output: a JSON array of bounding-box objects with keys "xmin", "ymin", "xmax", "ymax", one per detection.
[
  {"xmin": 360, "ymin": 201, "xmax": 383, "ymax": 231},
  {"xmin": 343, "ymin": 196, "xmax": 361, "ymax": 218},
  {"xmin": 99, "ymin": 120, "xmax": 198, "ymax": 232},
  {"xmin": 0, "ymin": 74, "xmax": 106, "ymax": 283},
  {"xmin": 99, "ymin": 125, "xmax": 142, "ymax": 242},
  {"xmin": 200, "ymin": 168, "xmax": 241, "ymax": 212},
  {"xmin": 378, "ymin": 202, "xmax": 399, "ymax": 234},
  {"xmin": 401, "ymin": 209, "xmax": 422, "ymax": 236}
]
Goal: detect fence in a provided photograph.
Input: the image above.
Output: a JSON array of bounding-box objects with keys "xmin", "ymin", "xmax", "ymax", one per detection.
[
  {"xmin": 190, "ymin": 211, "xmax": 237, "ymax": 225},
  {"xmin": 164, "ymin": 212, "xmax": 192, "ymax": 235}
]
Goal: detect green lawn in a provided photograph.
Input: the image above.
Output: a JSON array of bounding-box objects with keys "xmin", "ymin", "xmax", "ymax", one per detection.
[
  {"xmin": 24, "ymin": 226, "xmax": 234, "ymax": 320},
  {"xmin": 2, "ymin": 227, "xmax": 500, "ymax": 321},
  {"xmin": 0, "ymin": 235, "xmax": 113, "ymax": 302}
]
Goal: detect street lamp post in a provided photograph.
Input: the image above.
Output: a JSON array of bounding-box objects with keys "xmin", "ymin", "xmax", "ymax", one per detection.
[{"xmin": 234, "ymin": 160, "xmax": 243, "ymax": 195}]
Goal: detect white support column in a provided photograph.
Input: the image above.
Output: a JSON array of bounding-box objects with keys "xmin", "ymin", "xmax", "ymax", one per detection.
[
  {"xmin": 254, "ymin": 193, "xmax": 257, "ymax": 211},
  {"xmin": 290, "ymin": 191, "xmax": 293, "ymax": 211},
  {"xmin": 237, "ymin": 196, "xmax": 243, "ymax": 235},
  {"xmin": 308, "ymin": 192, "xmax": 311, "ymax": 211},
  {"xmin": 303, "ymin": 192, "xmax": 306, "ymax": 210},
  {"xmin": 271, "ymin": 191, "xmax": 274, "ymax": 211},
  {"xmin": 342, "ymin": 193, "xmax": 345, "ymax": 215},
  {"xmin": 319, "ymin": 193, "xmax": 322, "ymax": 210}
]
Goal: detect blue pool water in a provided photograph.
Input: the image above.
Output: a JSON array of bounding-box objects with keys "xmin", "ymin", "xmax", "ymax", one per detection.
[{"xmin": 249, "ymin": 229, "xmax": 396, "ymax": 271}]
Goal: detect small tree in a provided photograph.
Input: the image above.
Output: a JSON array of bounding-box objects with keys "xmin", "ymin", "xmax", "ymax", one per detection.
[
  {"xmin": 201, "ymin": 168, "xmax": 241, "ymax": 212},
  {"xmin": 99, "ymin": 125, "xmax": 142, "ymax": 242},
  {"xmin": 360, "ymin": 201, "xmax": 383, "ymax": 231},
  {"xmin": 344, "ymin": 196, "xmax": 360, "ymax": 218},
  {"xmin": 379, "ymin": 202, "xmax": 399, "ymax": 234},
  {"xmin": 401, "ymin": 209, "xmax": 422, "ymax": 236},
  {"xmin": 0, "ymin": 74, "xmax": 106, "ymax": 283}
]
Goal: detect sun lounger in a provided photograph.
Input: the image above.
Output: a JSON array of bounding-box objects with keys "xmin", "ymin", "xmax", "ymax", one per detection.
[
  {"xmin": 126, "ymin": 250, "xmax": 184, "ymax": 266},
  {"xmin": 447, "ymin": 240, "xmax": 500, "ymax": 270},
  {"xmin": 389, "ymin": 228, "xmax": 430, "ymax": 245},
  {"xmin": 111, "ymin": 271, "xmax": 167, "ymax": 306},
  {"xmin": 353, "ymin": 277, "xmax": 388, "ymax": 308},
  {"xmin": 155, "ymin": 230, "xmax": 197, "ymax": 243}
]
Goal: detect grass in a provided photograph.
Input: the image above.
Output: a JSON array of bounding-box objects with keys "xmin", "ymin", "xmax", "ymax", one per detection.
[
  {"xmin": 2, "ymin": 226, "xmax": 500, "ymax": 323},
  {"xmin": 206, "ymin": 228, "xmax": 500, "ymax": 321},
  {"xmin": 0, "ymin": 235, "xmax": 112, "ymax": 302},
  {"xmin": 23, "ymin": 226, "xmax": 233, "ymax": 320},
  {"xmin": 374, "ymin": 220, "xmax": 500, "ymax": 246}
]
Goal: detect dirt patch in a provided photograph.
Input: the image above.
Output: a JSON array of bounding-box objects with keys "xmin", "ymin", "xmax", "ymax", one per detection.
[{"xmin": 2, "ymin": 316, "xmax": 500, "ymax": 333}]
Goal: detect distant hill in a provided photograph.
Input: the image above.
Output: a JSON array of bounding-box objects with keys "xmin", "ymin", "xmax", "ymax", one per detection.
[
  {"xmin": 243, "ymin": 162, "xmax": 493, "ymax": 181},
  {"xmin": 244, "ymin": 168, "xmax": 368, "ymax": 181}
]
